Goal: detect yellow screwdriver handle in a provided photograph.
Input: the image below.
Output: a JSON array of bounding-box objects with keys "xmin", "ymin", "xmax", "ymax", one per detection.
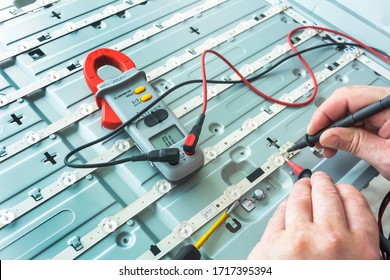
[{"xmin": 194, "ymin": 212, "xmax": 229, "ymax": 249}]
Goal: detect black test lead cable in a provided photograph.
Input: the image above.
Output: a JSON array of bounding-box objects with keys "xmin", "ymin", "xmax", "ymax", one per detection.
[
  {"xmin": 64, "ymin": 42, "xmax": 389, "ymax": 169},
  {"xmin": 287, "ymin": 95, "xmax": 390, "ymax": 152}
]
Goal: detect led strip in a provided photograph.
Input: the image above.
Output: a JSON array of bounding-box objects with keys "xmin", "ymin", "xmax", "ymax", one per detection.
[
  {"xmin": 0, "ymin": 0, "xmax": 61, "ymax": 23},
  {"xmin": 0, "ymin": 0, "xmax": 148, "ymax": 62},
  {"xmin": 52, "ymin": 49, "xmax": 361, "ymax": 259},
  {"xmin": 0, "ymin": 0, "xmax": 229, "ymax": 108},
  {"xmin": 0, "ymin": 3, "xmax": 288, "ymax": 161},
  {"xmin": 173, "ymin": 28, "xmax": 319, "ymax": 117},
  {"xmin": 0, "ymin": 102, "xmax": 98, "ymax": 162},
  {"xmin": 138, "ymin": 143, "xmax": 296, "ymax": 260},
  {"xmin": 357, "ymin": 54, "xmax": 390, "ymax": 80},
  {"xmin": 0, "ymin": 137, "xmax": 135, "ymax": 229},
  {"xmin": 145, "ymin": 3, "xmax": 290, "ymax": 81}
]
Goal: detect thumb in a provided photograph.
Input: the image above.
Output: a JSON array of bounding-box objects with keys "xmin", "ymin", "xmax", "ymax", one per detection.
[{"xmin": 320, "ymin": 127, "xmax": 389, "ymax": 172}]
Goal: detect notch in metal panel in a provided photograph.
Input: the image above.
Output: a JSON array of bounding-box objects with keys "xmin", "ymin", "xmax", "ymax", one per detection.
[
  {"xmin": 261, "ymin": 106, "xmax": 273, "ymax": 115},
  {"xmin": 8, "ymin": 114, "xmax": 23, "ymax": 125},
  {"xmin": 50, "ymin": 11, "xmax": 62, "ymax": 19},
  {"xmin": 42, "ymin": 152, "xmax": 57, "ymax": 165},
  {"xmin": 29, "ymin": 188, "xmax": 43, "ymax": 201},
  {"xmin": 150, "ymin": 245, "xmax": 161, "ymax": 256},
  {"xmin": 67, "ymin": 236, "xmax": 83, "ymax": 251},
  {"xmin": 10, "ymin": 8, "xmax": 23, "ymax": 15},
  {"xmin": 253, "ymin": 13, "xmax": 266, "ymax": 21},
  {"xmin": 0, "ymin": 146, "xmax": 7, "ymax": 158},
  {"xmin": 187, "ymin": 48, "xmax": 197, "ymax": 55},
  {"xmin": 67, "ymin": 60, "xmax": 81, "ymax": 71},
  {"xmin": 225, "ymin": 217, "xmax": 241, "ymax": 233},
  {"xmin": 154, "ymin": 22, "xmax": 164, "ymax": 29},
  {"xmin": 28, "ymin": 48, "xmax": 46, "ymax": 61},
  {"xmin": 37, "ymin": 33, "xmax": 51, "ymax": 42},
  {"xmin": 266, "ymin": 137, "xmax": 280, "ymax": 149}
]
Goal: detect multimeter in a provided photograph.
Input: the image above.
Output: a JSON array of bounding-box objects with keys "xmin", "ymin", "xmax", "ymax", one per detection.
[{"xmin": 83, "ymin": 48, "xmax": 204, "ymax": 182}]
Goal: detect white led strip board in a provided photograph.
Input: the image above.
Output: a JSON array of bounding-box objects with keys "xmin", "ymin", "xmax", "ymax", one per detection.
[
  {"xmin": 0, "ymin": 0, "xmax": 61, "ymax": 23},
  {"xmin": 0, "ymin": 0, "xmax": 230, "ymax": 108},
  {"xmin": 0, "ymin": 137, "xmax": 135, "ymax": 229},
  {"xmin": 145, "ymin": 3, "xmax": 290, "ymax": 81},
  {"xmin": 0, "ymin": 3, "xmax": 288, "ymax": 161},
  {"xmin": 0, "ymin": 102, "xmax": 98, "ymax": 162},
  {"xmin": 357, "ymin": 55, "xmax": 390, "ymax": 80},
  {"xmin": 138, "ymin": 143, "xmax": 296, "ymax": 260},
  {"xmin": 52, "ymin": 49, "xmax": 361, "ymax": 259},
  {"xmin": 0, "ymin": 0, "xmax": 148, "ymax": 62}
]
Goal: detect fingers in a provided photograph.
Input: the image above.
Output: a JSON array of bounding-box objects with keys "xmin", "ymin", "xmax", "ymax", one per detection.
[
  {"xmin": 264, "ymin": 199, "xmax": 287, "ymax": 232},
  {"xmin": 335, "ymin": 184, "xmax": 377, "ymax": 233},
  {"xmin": 310, "ymin": 172, "xmax": 347, "ymax": 229},
  {"xmin": 319, "ymin": 127, "xmax": 390, "ymax": 179},
  {"xmin": 307, "ymin": 86, "xmax": 390, "ymax": 135},
  {"xmin": 260, "ymin": 199, "xmax": 287, "ymax": 241},
  {"xmin": 285, "ymin": 178, "xmax": 313, "ymax": 228}
]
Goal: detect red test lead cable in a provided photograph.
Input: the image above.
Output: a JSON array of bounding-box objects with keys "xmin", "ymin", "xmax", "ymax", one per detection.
[{"xmin": 184, "ymin": 26, "xmax": 390, "ymax": 155}]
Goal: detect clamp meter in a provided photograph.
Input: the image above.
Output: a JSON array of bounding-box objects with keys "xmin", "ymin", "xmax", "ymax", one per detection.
[{"xmin": 83, "ymin": 48, "xmax": 204, "ymax": 182}]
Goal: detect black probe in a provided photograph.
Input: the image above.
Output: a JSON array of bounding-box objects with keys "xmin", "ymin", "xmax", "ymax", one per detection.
[{"xmin": 287, "ymin": 95, "xmax": 390, "ymax": 153}]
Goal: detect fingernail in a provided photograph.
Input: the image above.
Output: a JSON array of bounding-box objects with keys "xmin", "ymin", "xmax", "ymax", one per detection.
[
  {"xmin": 322, "ymin": 134, "xmax": 340, "ymax": 149},
  {"xmin": 312, "ymin": 171, "xmax": 327, "ymax": 178}
]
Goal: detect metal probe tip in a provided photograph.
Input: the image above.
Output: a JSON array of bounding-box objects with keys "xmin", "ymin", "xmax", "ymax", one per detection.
[{"xmin": 227, "ymin": 200, "xmax": 240, "ymax": 215}]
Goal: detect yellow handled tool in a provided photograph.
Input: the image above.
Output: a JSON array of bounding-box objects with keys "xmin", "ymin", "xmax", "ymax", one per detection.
[{"xmin": 174, "ymin": 200, "xmax": 240, "ymax": 260}]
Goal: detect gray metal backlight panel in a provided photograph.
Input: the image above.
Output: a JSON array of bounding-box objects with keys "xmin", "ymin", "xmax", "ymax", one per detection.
[{"xmin": 0, "ymin": 0, "xmax": 388, "ymax": 260}]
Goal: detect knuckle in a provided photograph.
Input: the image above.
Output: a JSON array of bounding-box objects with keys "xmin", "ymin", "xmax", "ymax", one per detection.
[
  {"xmin": 287, "ymin": 231, "xmax": 309, "ymax": 255},
  {"xmin": 323, "ymin": 231, "xmax": 344, "ymax": 252},
  {"xmin": 338, "ymin": 184, "xmax": 369, "ymax": 208},
  {"xmin": 345, "ymin": 129, "xmax": 364, "ymax": 155}
]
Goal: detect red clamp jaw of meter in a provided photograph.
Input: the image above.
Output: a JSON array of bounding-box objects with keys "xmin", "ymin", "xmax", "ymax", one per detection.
[{"xmin": 83, "ymin": 48, "xmax": 136, "ymax": 130}]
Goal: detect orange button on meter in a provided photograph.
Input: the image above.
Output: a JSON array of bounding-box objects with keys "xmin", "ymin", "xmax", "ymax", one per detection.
[
  {"xmin": 134, "ymin": 86, "xmax": 146, "ymax": 94},
  {"xmin": 140, "ymin": 93, "xmax": 152, "ymax": 102}
]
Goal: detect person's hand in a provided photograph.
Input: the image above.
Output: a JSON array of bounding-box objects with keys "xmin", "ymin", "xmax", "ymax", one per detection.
[
  {"xmin": 248, "ymin": 172, "xmax": 379, "ymax": 259},
  {"xmin": 307, "ymin": 85, "xmax": 390, "ymax": 180}
]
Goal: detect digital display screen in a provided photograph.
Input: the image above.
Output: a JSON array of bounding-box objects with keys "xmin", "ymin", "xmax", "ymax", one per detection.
[{"xmin": 149, "ymin": 125, "xmax": 185, "ymax": 149}]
